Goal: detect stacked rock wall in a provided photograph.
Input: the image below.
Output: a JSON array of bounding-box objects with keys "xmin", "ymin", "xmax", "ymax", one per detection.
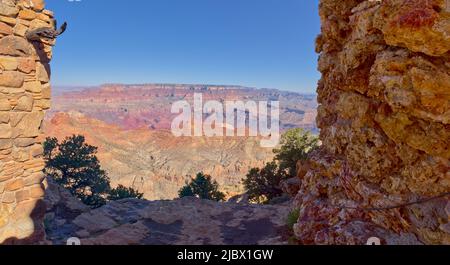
[
  {"xmin": 0, "ymin": 0, "xmax": 54, "ymax": 244},
  {"xmin": 294, "ymin": 0, "xmax": 449, "ymax": 244}
]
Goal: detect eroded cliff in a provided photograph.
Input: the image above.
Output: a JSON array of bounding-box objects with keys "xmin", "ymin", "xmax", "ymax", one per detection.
[{"xmin": 294, "ymin": 0, "xmax": 450, "ymax": 245}]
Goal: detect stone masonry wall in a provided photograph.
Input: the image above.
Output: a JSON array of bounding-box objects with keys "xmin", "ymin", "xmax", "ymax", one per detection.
[
  {"xmin": 294, "ymin": 0, "xmax": 449, "ymax": 245},
  {"xmin": 0, "ymin": 0, "xmax": 54, "ymax": 244}
]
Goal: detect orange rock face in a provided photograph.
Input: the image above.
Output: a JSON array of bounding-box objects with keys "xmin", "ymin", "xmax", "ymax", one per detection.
[{"xmin": 294, "ymin": 0, "xmax": 450, "ymax": 245}]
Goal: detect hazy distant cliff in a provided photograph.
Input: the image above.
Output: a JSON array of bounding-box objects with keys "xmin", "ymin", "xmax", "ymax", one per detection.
[
  {"xmin": 49, "ymin": 84, "xmax": 318, "ymax": 132},
  {"xmin": 44, "ymin": 84, "xmax": 318, "ymax": 199}
]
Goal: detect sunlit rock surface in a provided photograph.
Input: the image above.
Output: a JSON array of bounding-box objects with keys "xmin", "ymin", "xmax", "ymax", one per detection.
[
  {"xmin": 0, "ymin": 0, "xmax": 55, "ymax": 244},
  {"xmin": 293, "ymin": 0, "xmax": 450, "ymax": 245}
]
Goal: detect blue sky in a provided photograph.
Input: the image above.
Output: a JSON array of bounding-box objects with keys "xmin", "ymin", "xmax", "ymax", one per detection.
[{"xmin": 46, "ymin": 0, "xmax": 320, "ymax": 93}]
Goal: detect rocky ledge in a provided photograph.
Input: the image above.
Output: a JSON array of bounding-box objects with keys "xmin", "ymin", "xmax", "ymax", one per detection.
[{"xmin": 44, "ymin": 180, "xmax": 291, "ymax": 245}]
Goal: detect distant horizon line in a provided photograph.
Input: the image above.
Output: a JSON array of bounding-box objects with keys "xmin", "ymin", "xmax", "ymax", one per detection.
[{"xmin": 51, "ymin": 83, "xmax": 318, "ymax": 95}]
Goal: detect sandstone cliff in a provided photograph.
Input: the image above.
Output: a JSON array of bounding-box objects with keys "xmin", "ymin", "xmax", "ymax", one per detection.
[
  {"xmin": 50, "ymin": 84, "xmax": 318, "ymax": 132},
  {"xmin": 293, "ymin": 0, "xmax": 450, "ymax": 245}
]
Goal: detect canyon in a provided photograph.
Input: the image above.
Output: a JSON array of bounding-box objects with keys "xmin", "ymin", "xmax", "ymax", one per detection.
[
  {"xmin": 48, "ymin": 84, "xmax": 318, "ymax": 132},
  {"xmin": 1, "ymin": 0, "xmax": 449, "ymax": 245},
  {"xmin": 44, "ymin": 84, "xmax": 318, "ymax": 200}
]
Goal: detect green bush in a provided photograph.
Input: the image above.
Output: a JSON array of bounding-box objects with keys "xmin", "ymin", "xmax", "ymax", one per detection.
[
  {"xmin": 273, "ymin": 128, "xmax": 319, "ymax": 177},
  {"xmin": 286, "ymin": 208, "xmax": 300, "ymax": 231},
  {"xmin": 179, "ymin": 172, "xmax": 225, "ymax": 201},
  {"xmin": 44, "ymin": 135, "xmax": 143, "ymax": 208},
  {"xmin": 44, "ymin": 135, "xmax": 110, "ymax": 208},
  {"xmin": 243, "ymin": 128, "xmax": 318, "ymax": 204},
  {"xmin": 108, "ymin": 185, "xmax": 144, "ymax": 201},
  {"xmin": 243, "ymin": 162, "xmax": 288, "ymax": 203}
]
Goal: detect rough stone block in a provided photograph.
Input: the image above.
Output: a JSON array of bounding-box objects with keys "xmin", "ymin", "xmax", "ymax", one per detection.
[
  {"xmin": 0, "ymin": 112, "xmax": 9, "ymax": 123},
  {"xmin": 13, "ymin": 137, "xmax": 35, "ymax": 147},
  {"xmin": 29, "ymin": 18, "xmax": 49, "ymax": 30},
  {"xmin": 36, "ymin": 63, "xmax": 49, "ymax": 82},
  {"xmin": 13, "ymin": 23, "xmax": 28, "ymax": 37},
  {"xmin": 18, "ymin": 9, "xmax": 36, "ymax": 20},
  {"xmin": 17, "ymin": 58, "xmax": 35, "ymax": 74},
  {"xmin": 23, "ymin": 81, "xmax": 41, "ymax": 93},
  {"xmin": 0, "ymin": 3, "xmax": 19, "ymax": 17},
  {"xmin": 30, "ymin": 0, "xmax": 45, "ymax": 12},
  {"xmin": 0, "ymin": 15, "xmax": 16, "ymax": 26},
  {"xmin": 0, "ymin": 204, "xmax": 8, "ymax": 228},
  {"xmin": 12, "ymin": 147, "xmax": 30, "ymax": 162},
  {"xmin": 0, "ymin": 98, "xmax": 11, "ymax": 111},
  {"xmin": 34, "ymin": 98, "xmax": 49, "ymax": 110},
  {"xmin": 0, "ymin": 123, "xmax": 12, "ymax": 138},
  {"xmin": 29, "ymin": 185, "xmax": 44, "ymax": 198},
  {"xmin": 6, "ymin": 178, "xmax": 25, "ymax": 191},
  {"xmin": 0, "ymin": 21, "xmax": 13, "ymax": 35},
  {"xmin": 0, "ymin": 174, "xmax": 13, "ymax": 182},
  {"xmin": 1, "ymin": 191, "xmax": 15, "ymax": 203},
  {"xmin": 29, "ymin": 144, "xmax": 42, "ymax": 157},
  {"xmin": 15, "ymin": 94, "xmax": 33, "ymax": 111},
  {"xmin": 41, "ymin": 83, "xmax": 50, "ymax": 99},
  {"xmin": 0, "ymin": 36, "xmax": 32, "ymax": 57},
  {"xmin": 23, "ymin": 172, "xmax": 44, "ymax": 186},
  {"xmin": 0, "ymin": 139, "xmax": 12, "ymax": 150},
  {"xmin": 11, "ymin": 112, "xmax": 44, "ymax": 138},
  {"xmin": 0, "ymin": 56, "xmax": 18, "ymax": 71},
  {"xmin": 15, "ymin": 189, "xmax": 30, "ymax": 202},
  {"xmin": 36, "ymin": 13, "xmax": 51, "ymax": 23},
  {"xmin": 0, "ymin": 71, "xmax": 24, "ymax": 88}
]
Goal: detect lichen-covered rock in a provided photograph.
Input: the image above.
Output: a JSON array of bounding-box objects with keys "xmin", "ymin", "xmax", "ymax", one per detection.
[
  {"xmin": 293, "ymin": 0, "xmax": 450, "ymax": 245},
  {"xmin": 373, "ymin": 0, "xmax": 450, "ymax": 57}
]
